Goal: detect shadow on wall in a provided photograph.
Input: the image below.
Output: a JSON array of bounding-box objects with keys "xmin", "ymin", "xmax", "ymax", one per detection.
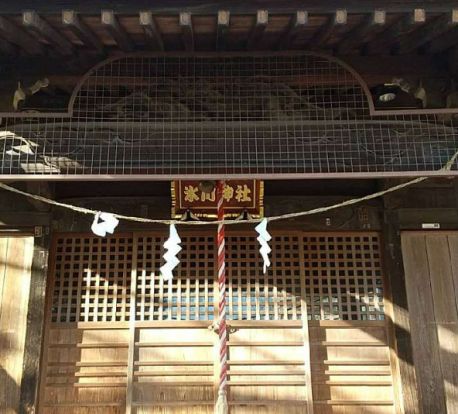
[{"xmin": 0, "ymin": 332, "xmax": 21, "ymax": 414}]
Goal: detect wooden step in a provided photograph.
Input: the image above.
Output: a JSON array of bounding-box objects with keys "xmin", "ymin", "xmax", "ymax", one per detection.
[
  {"xmin": 228, "ymin": 341, "xmax": 303, "ymax": 346},
  {"xmin": 228, "ymin": 400, "xmax": 308, "ymax": 406},
  {"xmin": 322, "ymin": 369, "xmax": 391, "ymax": 375},
  {"xmin": 76, "ymin": 361, "xmax": 127, "ymax": 367},
  {"xmin": 133, "ymin": 381, "xmax": 214, "ymax": 386},
  {"xmin": 42, "ymin": 402, "xmax": 124, "ymax": 407},
  {"xmin": 49, "ymin": 342, "xmax": 128, "ymax": 348},
  {"xmin": 131, "ymin": 401, "xmax": 213, "ymax": 406},
  {"xmin": 314, "ymin": 400, "xmax": 394, "ymax": 406},
  {"xmin": 134, "ymin": 370, "xmax": 212, "ymax": 376},
  {"xmin": 228, "ymin": 369, "xmax": 305, "ymax": 376},
  {"xmin": 48, "ymin": 371, "xmax": 126, "ymax": 378},
  {"xmin": 131, "ymin": 400, "xmax": 308, "ymax": 407},
  {"xmin": 322, "ymin": 360, "xmax": 390, "ymax": 365},
  {"xmin": 46, "ymin": 382, "xmax": 126, "ymax": 388},
  {"xmin": 228, "ymin": 380, "xmax": 305, "ymax": 386},
  {"xmin": 135, "ymin": 342, "xmax": 213, "ymax": 347},
  {"xmin": 313, "ymin": 380, "xmax": 392, "ymax": 386},
  {"xmin": 229, "ymin": 360, "xmax": 303, "ymax": 365},
  {"xmin": 75, "ymin": 372, "xmax": 126, "ymax": 378},
  {"xmin": 315, "ymin": 341, "xmax": 386, "ymax": 347},
  {"xmin": 77, "ymin": 342, "xmax": 129, "ymax": 348},
  {"xmin": 308, "ymin": 320, "xmax": 386, "ymax": 328},
  {"xmin": 134, "ymin": 360, "xmax": 212, "ymax": 366}
]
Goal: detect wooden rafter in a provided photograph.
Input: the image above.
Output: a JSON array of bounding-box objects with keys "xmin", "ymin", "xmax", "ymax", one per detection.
[
  {"xmin": 217, "ymin": 10, "xmax": 230, "ymax": 50},
  {"xmin": 277, "ymin": 11, "xmax": 308, "ymax": 49},
  {"xmin": 398, "ymin": 9, "xmax": 458, "ymax": 54},
  {"xmin": 101, "ymin": 10, "xmax": 133, "ymax": 52},
  {"xmin": 366, "ymin": 9, "xmax": 425, "ymax": 54},
  {"xmin": 308, "ymin": 10, "xmax": 347, "ymax": 49},
  {"xmin": 337, "ymin": 10, "xmax": 386, "ymax": 54},
  {"xmin": 0, "ymin": 16, "xmax": 44, "ymax": 55},
  {"xmin": 62, "ymin": 10, "xmax": 104, "ymax": 53},
  {"xmin": 179, "ymin": 12, "xmax": 194, "ymax": 52},
  {"xmin": 426, "ymin": 25, "xmax": 458, "ymax": 54},
  {"xmin": 22, "ymin": 10, "xmax": 73, "ymax": 56},
  {"xmin": 139, "ymin": 11, "xmax": 164, "ymax": 51},
  {"xmin": 0, "ymin": 37, "xmax": 16, "ymax": 55},
  {"xmin": 247, "ymin": 10, "xmax": 268, "ymax": 50}
]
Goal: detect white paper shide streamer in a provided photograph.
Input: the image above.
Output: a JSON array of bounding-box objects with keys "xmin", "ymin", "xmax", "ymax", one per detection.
[
  {"xmin": 91, "ymin": 212, "xmax": 119, "ymax": 237},
  {"xmin": 255, "ymin": 218, "xmax": 272, "ymax": 274},
  {"xmin": 160, "ymin": 224, "xmax": 182, "ymax": 281}
]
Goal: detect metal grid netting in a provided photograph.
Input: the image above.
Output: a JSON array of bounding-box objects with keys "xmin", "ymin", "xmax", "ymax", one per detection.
[{"xmin": 1, "ymin": 54, "xmax": 457, "ymax": 177}]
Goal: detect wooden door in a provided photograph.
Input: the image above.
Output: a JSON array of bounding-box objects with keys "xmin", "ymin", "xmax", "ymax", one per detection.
[
  {"xmin": 39, "ymin": 233, "xmax": 217, "ymax": 413},
  {"xmin": 225, "ymin": 233, "xmax": 395, "ymax": 414},
  {"xmin": 401, "ymin": 232, "xmax": 458, "ymax": 414},
  {"xmin": 224, "ymin": 233, "xmax": 313, "ymax": 413},
  {"xmin": 0, "ymin": 235, "xmax": 34, "ymax": 414},
  {"xmin": 39, "ymin": 231, "xmax": 395, "ymax": 413}
]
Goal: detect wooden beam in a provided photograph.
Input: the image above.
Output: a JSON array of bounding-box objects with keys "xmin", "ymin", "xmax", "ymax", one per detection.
[
  {"xmin": 400, "ymin": 9, "xmax": 458, "ymax": 53},
  {"xmin": 62, "ymin": 10, "xmax": 104, "ymax": 53},
  {"xmin": 308, "ymin": 9, "xmax": 347, "ymax": 49},
  {"xmin": 427, "ymin": 25, "xmax": 458, "ymax": 54},
  {"xmin": 139, "ymin": 11, "xmax": 164, "ymax": 51},
  {"xmin": 247, "ymin": 10, "xmax": 268, "ymax": 50},
  {"xmin": 179, "ymin": 12, "xmax": 194, "ymax": 51},
  {"xmin": 22, "ymin": 10, "xmax": 73, "ymax": 56},
  {"xmin": 337, "ymin": 9, "xmax": 386, "ymax": 54},
  {"xmin": 0, "ymin": 1, "xmax": 456, "ymax": 15},
  {"xmin": 101, "ymin": 10, "xmax": 133, "ymax": 52},
  {"xmin": 366, "ymin": 9, "xmax": 426, "ymax": 54},
  {"xmin": 412, "ymin": 8, "xmax": 427, "ymax": 24},
  {"xmin": 18, "ymin": 231, "xmax": 51, "ymax": 414},
  {"xmin": 0, "ymin": 16, "xmax": 44, "ymax": 55},
  {"xmin": 216, "ymin": 10, "xmax": 230, "ymax": 50},
  {"xmin": 277, "ymin": 10, "xmax": 308, "ymax": 49},
  {"xmin": 0, "ymin": 37, "xmax": 17, "ymax": 55},
  {"xmin": 381, "ymin": 210, "xmax": 422, "ymax": 414}
]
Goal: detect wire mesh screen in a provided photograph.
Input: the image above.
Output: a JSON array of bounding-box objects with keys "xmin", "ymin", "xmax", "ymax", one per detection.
[{"xmin": 1, "ymin": 53, "xmax": 457, "ymax": 178}]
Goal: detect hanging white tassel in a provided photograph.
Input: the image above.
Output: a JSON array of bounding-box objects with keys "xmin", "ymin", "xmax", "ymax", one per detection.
[
  {"xmin": 255, "ymin": 218, "xmax": 272, "ymax": 274},
  {"xmin": 214, "ymin": 389, "xmax": 228, "ymax": 414},
  {"xmin": 160, "ymin": 224, "xmax": 182, "ymax": 281},
  {"xmin": 91, "ymin": 212, "xmax": 119, "ymax": 237}
]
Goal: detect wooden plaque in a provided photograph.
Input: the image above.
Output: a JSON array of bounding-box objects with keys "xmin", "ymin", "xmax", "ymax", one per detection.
[{"xmin": 171, "ymin": 180, "xmax": 264, "ymax": 219}]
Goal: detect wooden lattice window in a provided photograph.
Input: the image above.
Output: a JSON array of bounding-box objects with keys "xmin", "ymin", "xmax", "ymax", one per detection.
[
  {"xmin": 135, "ymin": 234, "xmax": 216, "ymax": 321},
  {"xmin": 303, "ymin": 233, "xmax": 384, "ymax": 321},
  {"xmin": 50, "ymin": 232, "xmax": 384, "ymax": 323},
  {"xmin": 226, "ymin": 235, "xmax": 302, "ymax": 320},
  {"xmin": 51, "ymin": 235, "xmax": 134, "ymax": 322}
]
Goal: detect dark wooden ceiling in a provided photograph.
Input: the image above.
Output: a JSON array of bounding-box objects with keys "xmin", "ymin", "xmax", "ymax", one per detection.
[{"xmin": 0, "ymin": 2, "xmax": 458, "ymax": 64}]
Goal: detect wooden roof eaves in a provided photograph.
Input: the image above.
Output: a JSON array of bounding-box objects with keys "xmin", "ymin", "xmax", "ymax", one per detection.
[{"xmin": 0, "ymin": 1, "xmax": 458, "ymax": 15}]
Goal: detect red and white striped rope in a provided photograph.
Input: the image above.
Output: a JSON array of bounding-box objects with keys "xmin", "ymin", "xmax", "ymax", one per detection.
[{"xmin": 216, "ymin": 180, "xmax": 228, "ymax": 397}]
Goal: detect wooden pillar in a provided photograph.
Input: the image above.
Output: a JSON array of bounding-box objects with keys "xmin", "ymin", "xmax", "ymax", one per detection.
[
  {"xmin": 0, "ymin": 235, "xmax": 34, "ymax": 413},
  {"xmin": 19, "ymin": 228, "xmax": 51, "ymax": 414},
  {"xmin": 382, "ymin": 210, "xmax": 421, "ymax": 414}
]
